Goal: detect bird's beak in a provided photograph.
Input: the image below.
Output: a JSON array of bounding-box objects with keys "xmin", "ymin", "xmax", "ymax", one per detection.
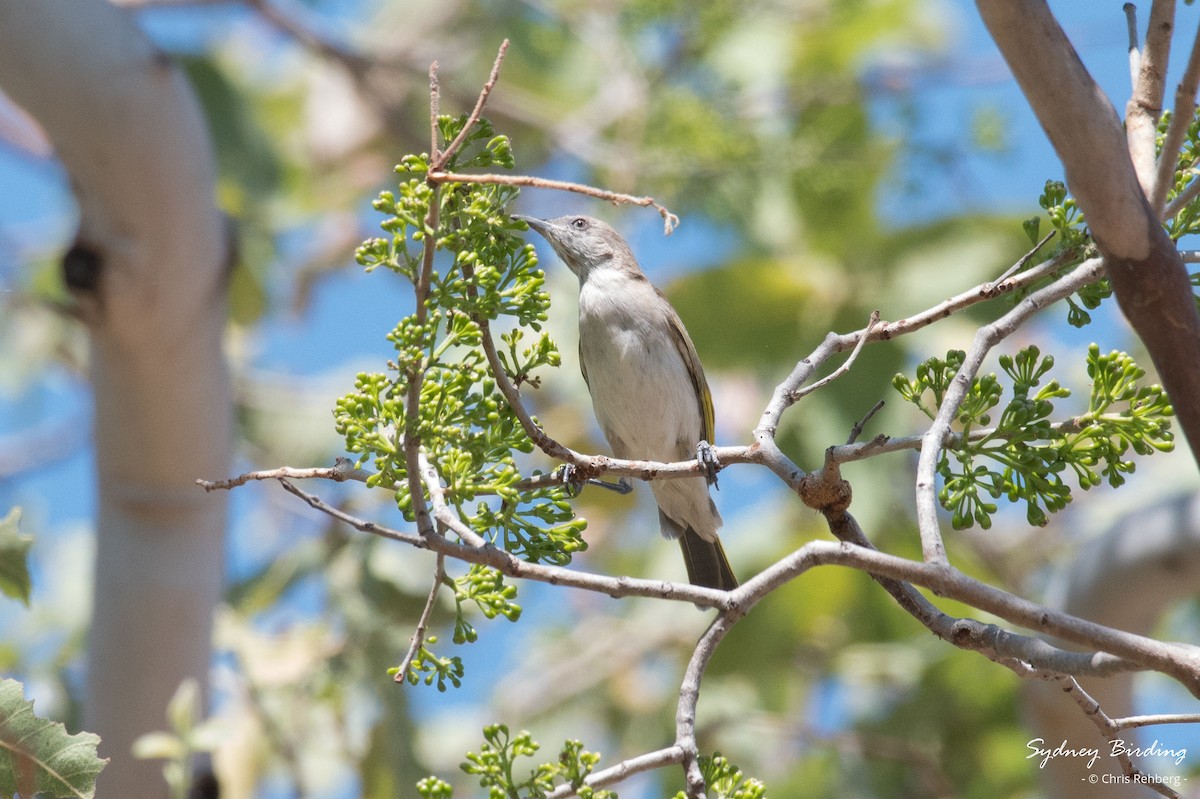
[{"xmin": 511, "ymin": 214, "xmax": 551, "ymax": 237}]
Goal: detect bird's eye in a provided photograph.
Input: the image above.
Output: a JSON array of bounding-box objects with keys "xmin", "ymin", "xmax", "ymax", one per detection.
[{"xmin": 570, "ymin": 217, "xmax": 587, "ymax": 230}]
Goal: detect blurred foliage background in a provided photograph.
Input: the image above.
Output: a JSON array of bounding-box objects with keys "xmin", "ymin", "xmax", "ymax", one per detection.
[{"xmin": 3, "ymin": 1, "xmax": 1188, "ymax": 797}]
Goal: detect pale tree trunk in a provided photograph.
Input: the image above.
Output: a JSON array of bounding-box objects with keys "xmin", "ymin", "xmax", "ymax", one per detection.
[{"xmin": 0, "ymin": 2, "xmax": 231, "ymax": 796}]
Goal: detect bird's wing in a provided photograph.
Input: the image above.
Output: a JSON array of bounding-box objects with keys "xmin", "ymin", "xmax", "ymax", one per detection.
[
  {"xmin": 578, "ymin": 337, "xmax": 589, "ymax": 388},
  {"xmin": 666, "ymin": 309, "xmax": 715, "ymax": 443}
]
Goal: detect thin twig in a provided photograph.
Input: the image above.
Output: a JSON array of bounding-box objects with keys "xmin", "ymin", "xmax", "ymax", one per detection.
[
  {"xmin": 427, "ymin": 170, "xmax": 680, "ymax": 234},
  {"xmin": 989, "ymin": 230, "xmax": 1055, "ymax": 284},
  {"xmin": 458, "ymin": 247, "xmax": 585, "ymax": 467},
  {"xmin": 196, "ymin": 458, "xmax": 370, "ymax": 491},
  {"xmin": 788, "ymin": 310, "xmax": 880, "ymax": 403},
  {"xmin": 1042, "ymin": 674, "xmax": 1181, "ymax": 798},
  {"xmin": 878, "ymin": 244, "xmax": 1074, "ymax": 340},
  {"xmin": 431, "ymin": 40, "xmax": 509, "ymax": 172},
  {"xmin": 1162, "ymin": 169, "xmax": 1200, "ymax": 218},
  {"xmin": 543, "ymin": 747, "xmax": 686, "ymax": 799},
  {"xmin": 846, "ymin": 400, "xmax": 886, "ymax": 445},
  {"xmin": 277, "ymin": 477, "xmax": 423, "ymax": 545},
  {"xmin": 394, "ymin": 553, "xmax": 446, "ymax": 683},
  {"xmin": 1111, "ymin": 712, "xmax": 1200, "ymax": 729},
  {"xmin": 1126, "ymin": 3, "xmax": 1141, "ymax": 91}
]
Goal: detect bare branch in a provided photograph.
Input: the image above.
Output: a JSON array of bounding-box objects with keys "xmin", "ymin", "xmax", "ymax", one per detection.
[
  {"xmin": 1041, "ymin": 674, "xmax": 1181, "ymax": 798},
  {"xmin": 393, "ymin": 553, "xmax": 446, "ymax": 684},
  {"xmin": 1152, "ymin": 12, "xmax": 1200, "ymax": 211},
  {"xmin": 1110, "ymin": 712, "xmax": 1200, "ymax": 729},
  {"xmin": 824, "ymin": 512, "xmax": 1143, "ymax": 681},
  {"xmin": 543, "ymin": 747, "xmax": 686, "ymax": 799},
  {"xmin": 1127, "ymin": 0, "xmax": 1176, "ymax": 192},
  {"xmin": 196, "ymin": 458, "xmax": 370, "ymax": 491},
  {"xmin": 275, "ymin": 476, "xmax": 731, "ymax": 607},
  {"xmin": 754, "ymin": 245, "xmax": 1074, "ymax": 447},
  {"xmin": 1163, "ymin": 170, "xmax": 1200, "ymax": 218},
  {"xmin": 430, "ymin": 170, "xmax": 680, "ymax": 234},
  {"xmin": 265, "ymin": 475, "xmax": 1200, "ymax": 697},
  {"xmin": 1126, "ymin": 3, "xmax": 1141, "ymax": 91},
  {"xmin": 743, "ymin": 538, "xmax": 1200, "ymax": 696},
  {"xmin": 431, "ymin": 40, "xmax": 509, "ymax": 172},
  {"xmin": 787, "ymin": 310, "xmax": 880, "ymax": 403},
  {"xmin": 677, "ymin": 612, "xmax": 739, "ymax": 798}
]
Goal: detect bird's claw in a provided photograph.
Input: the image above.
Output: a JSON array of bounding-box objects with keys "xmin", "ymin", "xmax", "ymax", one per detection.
[
  {"xmin": 555, "ymin": 465, "xmax": 632, "ymax": 496},
  {"xmin": 584, "ymin": 475, "xmax": 633, "ymax": 495},
  {"xmin": 696, "ymin": 440, "xmax": 721, "ymax": 488},
  {"xmin": 555, "ymin": 464, "xmax": 584, "ymax": 497}
]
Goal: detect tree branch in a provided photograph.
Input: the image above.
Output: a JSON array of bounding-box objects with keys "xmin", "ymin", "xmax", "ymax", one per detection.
[
  {"xmin": 253, "ymin": 476, "xmax": 1200, "ymax": 697},
  {"xmin": 1127, "ymin": 0, "xmax": 1175, "ymax": 193},
  {"xmin": 978, "ymin": 0, "xmax": 1200, "ymax": 466},
  {"xmin": 429, "ymin": 170, "xmax": 680, "ymax": 233},
  {"xmin": 1152, "ymin": 11, "xmax": 1200, "ymax": 211},
  {"xmin": 977, "ymin": 0, "xmax": 1155, "ymax": 259},
  {"xmin": 1125, "ymin": 3, "xmax": 1142, "ymax": 92},
  {"xmin": 431, "ymin": 40, "xmax": 508, "ymax": 172},
  {"xmin": 543, "ymin": 747, "xmax": 686, "ymax": 799},
  {"xmin": 1039, "ymin": 673, "xmax": 1180, "ymax": 798},
  {"xmin": 824, "ymin": 511, "xmax": 1143, "ymax": 680}
]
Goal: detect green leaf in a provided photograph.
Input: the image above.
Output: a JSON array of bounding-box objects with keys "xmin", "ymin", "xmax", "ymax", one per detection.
[
  {"xmin": 455, "ymin": 725, "xmax": 617, "ymax": 798},
  {"xmin": 0, "ymin": 508, "xmax": 33, "ymax": 606},
  {"xmin": 0, "ymin": 678, "xmax": 107, "ymax": 799},
  {"xmin": 1021, "ymin": 216, "xmax": 1040, "ymax": 245},
  {"xmin": 895, "ymin": 345, "xmax": 1171, "ymax": 530},
  {"xmin": 671, "ymin": 753, "xmax": 766, "ymax": 799}
]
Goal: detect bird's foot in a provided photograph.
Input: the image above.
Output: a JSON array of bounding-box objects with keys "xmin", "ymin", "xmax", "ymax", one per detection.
[
  {"xmin": 554, "ymin": 464, "xmax": 584, "ymax": 497},
  {"xmin": 696, "ymin": 440, "xmax": 721, "ymax": 489},
  {"xmin": 593, "ymin": 477, "xmax": 633, "ymax": 495},
  {"xmin": 555, "ymin": 465, "xmax": 632, "ymax": 496}
]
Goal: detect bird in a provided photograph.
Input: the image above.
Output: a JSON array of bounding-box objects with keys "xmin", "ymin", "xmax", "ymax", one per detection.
[{"xmin": 512, "ymin": 213, "xmax": 737, "ymax": 591}]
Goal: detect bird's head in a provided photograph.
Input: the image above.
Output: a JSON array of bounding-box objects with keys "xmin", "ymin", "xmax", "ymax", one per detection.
[{"xmin": 511, "ymin": 214, "xmax": 637, "ymax": 280}]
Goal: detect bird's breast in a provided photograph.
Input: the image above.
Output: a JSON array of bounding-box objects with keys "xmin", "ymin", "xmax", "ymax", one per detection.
[{"xmin": 576, "ymin": 276, "xmax": 701, "ymax": 461}]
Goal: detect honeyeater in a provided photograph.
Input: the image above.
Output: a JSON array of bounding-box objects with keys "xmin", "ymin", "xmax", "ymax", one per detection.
[{"xmin": 513, "ymin": 214, "xmax": 737, "ymax": 591}]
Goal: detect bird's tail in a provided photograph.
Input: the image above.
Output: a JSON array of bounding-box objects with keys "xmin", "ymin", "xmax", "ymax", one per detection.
[{"xmin": 678, "ymin": 526, "xmax": 738, "ymax": 591}]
